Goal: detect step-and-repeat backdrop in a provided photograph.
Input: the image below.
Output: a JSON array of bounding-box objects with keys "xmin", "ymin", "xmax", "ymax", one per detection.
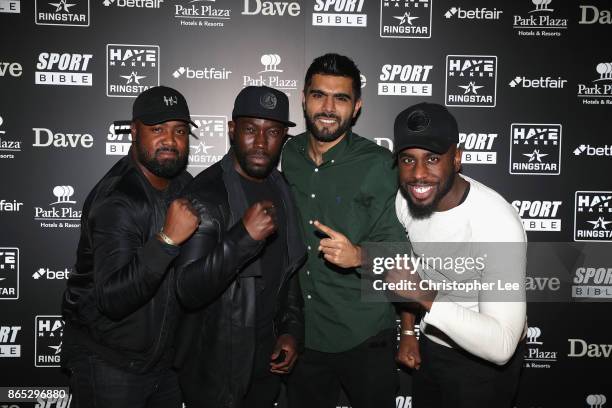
[{"xmin": 1, "ymin": 0, "xmax": 611, "ymax": 407}]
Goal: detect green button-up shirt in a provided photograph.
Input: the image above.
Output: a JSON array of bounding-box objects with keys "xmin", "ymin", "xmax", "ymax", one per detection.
[{"xmin": 281, "ymin": 131, "xmax": 408, "ymax": 352}]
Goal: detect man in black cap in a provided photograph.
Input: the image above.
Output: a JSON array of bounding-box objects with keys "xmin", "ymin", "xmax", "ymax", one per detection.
[
  {"xmin": 391, "ymin": 102, "xmax": 527, "ymax": 408},
  {"xmin": 61, "ymin": 86, "xmax": 200, "ymax": 407},
  {"xmin": 174, "ymin": 85, "xmax": 306, "ymax": 408}
]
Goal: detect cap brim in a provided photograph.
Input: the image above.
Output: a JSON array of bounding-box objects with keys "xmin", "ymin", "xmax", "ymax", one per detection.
[
  {"xmin": 137, "ymin": 112, "xmax": 198, "ymax": 128},
  {"xmin": 234, "ymin": 114, "xmax": 296, "ymax": 128},
  {"xmin": 394, "ymin": 140, "xmax": 453, "ymax": 155}
]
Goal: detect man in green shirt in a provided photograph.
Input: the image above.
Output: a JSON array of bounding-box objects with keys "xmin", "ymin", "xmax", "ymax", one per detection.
[{"xmin": 282, "ymin": 53, "xmax": 409, "ymax": 408}]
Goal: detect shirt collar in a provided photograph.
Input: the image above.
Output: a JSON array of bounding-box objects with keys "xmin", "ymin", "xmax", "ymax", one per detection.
[{"xmin": 299, "ymin": 130, "xmax": 353, "ymax": 166}]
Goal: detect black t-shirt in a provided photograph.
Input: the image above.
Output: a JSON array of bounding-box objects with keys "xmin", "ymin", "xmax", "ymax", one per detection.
[{"xmin": 239, "ymin": 175, "xmax": 287, "ymax": 339}]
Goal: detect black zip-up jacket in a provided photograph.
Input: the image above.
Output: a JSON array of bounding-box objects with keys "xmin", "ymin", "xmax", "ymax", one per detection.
[
  {"xmin": 174, "ymin": 152, "xmax": 306, "ymax": 408},
  {"xmin": 61, "ymin": 152, "xmax": 192, "ymax": 373}
]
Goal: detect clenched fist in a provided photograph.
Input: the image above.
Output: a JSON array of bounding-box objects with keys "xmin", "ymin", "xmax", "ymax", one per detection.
[
  {"xmin": 160, "ymin": 198, "xmax": 200, "ymax": 245},
  {"xmin": 243, "ymin": 200, "xmax": 277, "ymax": 241}
]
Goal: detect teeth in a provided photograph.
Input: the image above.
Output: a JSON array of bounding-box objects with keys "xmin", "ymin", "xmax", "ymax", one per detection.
[
  {"xmin": 319, "ymin": 119, "xmax": 336, "ymax": 124},
  {"xmin": 414, "ymin": 186, "xmax": 432, "ymax": 193}
]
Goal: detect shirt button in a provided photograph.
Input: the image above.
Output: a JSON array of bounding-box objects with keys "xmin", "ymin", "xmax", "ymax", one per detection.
[
  {"xmin": 331, "ymin": 159, "xmax": 335, "ymax": 163},
  {"xmin": 311, "ymin": 194, "xmax": 316, "ymax": 198},
  {"xmin": 309, "ymin": 220, "xmax": 313, "ymax": 224},
  {"xmin": 306, "ymin": 270, "xmax": 311, "ymax": 275},
  {"xmin": 307, "ymin": 294, "xmax": 312, "ymax": 299},
  {"xmin": 314, "ymin": 168, "xmax": 319, "ymax": 172},
  {"xmin": 307, "ymin": 245, "xmax": 312, "ymax": 250}
]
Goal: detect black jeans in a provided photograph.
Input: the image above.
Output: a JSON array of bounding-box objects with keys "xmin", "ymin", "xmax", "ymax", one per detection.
[
  {"xmin": 65, "ymin": 352, "xmax": 182, "ymax": 408},
  {"xmin": 287, "ymin": 329, "xmax": 398, "ymax": 408},
  {"xmin": 413, "ymin": 335, "xmax": 525, "ymax": 408}
]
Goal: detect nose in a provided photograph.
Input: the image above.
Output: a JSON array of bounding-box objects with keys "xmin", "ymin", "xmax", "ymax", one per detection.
[
  {"xmin": 322, "ymin": 95, "xmax": 335, "ymax": 113},
  {"xmin": 413, "ymin": 160, "xmax": 428, "ymax": 181},
  {"xmin": 253, "ymin": 128, "xmax": 266, "ymax": 149}
]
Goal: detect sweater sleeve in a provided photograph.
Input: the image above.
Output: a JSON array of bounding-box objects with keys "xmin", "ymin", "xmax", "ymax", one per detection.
[{"xmin": 423, "ymin": 217, "xmax": 527, "ymax": 366}]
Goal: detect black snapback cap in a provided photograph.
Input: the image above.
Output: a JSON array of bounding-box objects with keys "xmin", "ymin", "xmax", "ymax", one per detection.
[
  {"xmin": 393, "ymin": 102, "xmax": 459, "ymax": 155},
  {"xmin": 132, "ymin": 86, "xmax": 197, "ymax": 127},
  {"xmin": 232, "ymin": 86, "xmax": 296, "ymax": 127}
]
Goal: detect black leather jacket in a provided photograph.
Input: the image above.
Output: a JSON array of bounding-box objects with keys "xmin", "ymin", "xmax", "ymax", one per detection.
[
  {"xmin": 61, "ymin": 152, "xmax": 191, "ymax": 373},
  {"xmin": 174, "ymin": 152, "xmax": 306, "ymax": 408}
]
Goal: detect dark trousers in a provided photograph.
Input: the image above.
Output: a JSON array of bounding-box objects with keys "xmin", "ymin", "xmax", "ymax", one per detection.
[
  {"xmin": 413, "ymin": 335, "xmax": 525, "ymax": 408},
  {"xmin": 242, "ymin": 333, "xmax": 282, "ymax": 408},
  {"xmin": 287, "ymin": 329, "xmax": 398, "ymax": 408},
  {"xmin": 65, "ymin": 352, "xmax": 182, "ymax": 408}
]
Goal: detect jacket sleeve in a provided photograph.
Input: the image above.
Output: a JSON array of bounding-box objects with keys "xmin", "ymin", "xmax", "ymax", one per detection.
[
  {"xmin": 89, "ymin": 197, "xmax": 179, "ymax": 321},
  {"xmin": 175, "ymin": 198, "xmax": 265, "ymax": 310},
  {"xmin": 277, "ymin": 271, "xmax": 305, "ymax": 348}
]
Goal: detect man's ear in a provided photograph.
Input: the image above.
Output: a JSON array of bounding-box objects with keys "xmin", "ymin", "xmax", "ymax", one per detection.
[
  {"xmin": 454, "ymin": 145, "xmax": 463, "ymax": 172},
  {"xmin": 353, "ymin": 98, "xmax": 363, "ymax": 119},
  {"xmin": 130, "ymin": 122, "xmax": 137, "ymax": 143},
  {"xmin": 228, "ymin": 120, "xmax": 235, "ymax": 144}
]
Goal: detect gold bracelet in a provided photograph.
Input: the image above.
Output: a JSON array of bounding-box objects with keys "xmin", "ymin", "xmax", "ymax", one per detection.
[
  {"xmin": 158, "ymin": 230, "xmax": 178, "ymax": 247},
  {"xmin": 401, "ymin": 329, "xmax": 415, "ymax": 336}
]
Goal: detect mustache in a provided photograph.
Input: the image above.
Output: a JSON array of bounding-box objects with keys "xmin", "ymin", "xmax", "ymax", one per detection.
[
  {"xmin": 314, "ymin": 113, "xmax": 341, "ymax": 121},
  {"xmin": 155, "ymin": 146, "xmax": 180, "ymax": 155}
]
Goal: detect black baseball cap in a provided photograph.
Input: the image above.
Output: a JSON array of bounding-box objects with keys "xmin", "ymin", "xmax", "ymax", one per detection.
[
  {"xmin": 132, "ymin": 86, "xmax": 197, "ymax": 127},
  {"xmin": 232, "ymin": 86, "xmax": 296, "ymax": 127},
  {"xmin": 393, "ymin": 103, "xmax": 459, "ymax": 155}
]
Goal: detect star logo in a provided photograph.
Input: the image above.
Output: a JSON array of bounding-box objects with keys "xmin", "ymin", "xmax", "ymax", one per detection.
[
  {"xmin": 120, "ymin": 72, "xmax": 146, "ymax": 85},
  {"xmin": 587, "ymin": 217, "xmax": 612, "ymax": 230},
  {"xmin": 394, "ymin": 12, "xmax": 419, "ymax": 25},
  {"xmin": 49, "ymin": 0, "xmax": 75, "ymax": 12},
  {"xmin": 523, "ymin": 149, "xmax": 548, "ymax": 162},
  {"xmin": 48, "ymin": 342, "xmax": 62, "ymax": 355},
  {"xmin": 458, "ymin": 82, "xmax": 483, "ymax": 95},
  {"xmin": 190, "ymin": 141, "xmax": 214, "ymax": 155}
]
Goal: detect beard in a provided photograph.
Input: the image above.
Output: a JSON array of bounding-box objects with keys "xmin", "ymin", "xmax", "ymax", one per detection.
[
  {"xmin": 304, "ymin": 110, "xmax": 353, "ymax": 143},
  {"xmin": 401, "ymin": 172, "xmax": 456, "ymax": 220},
  {"xmin": 135, "ymin": 136, "xmax": 188, "ymax": 179},
  {"xmin": 233, "ymin": 144, "xmax": 279, "ymax": 180}
]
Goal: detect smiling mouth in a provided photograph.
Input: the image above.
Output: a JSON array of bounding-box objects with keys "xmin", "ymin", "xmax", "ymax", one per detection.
[{"xmin": 408, "ymin": 184, "xmax": 435, "ymax": 201}]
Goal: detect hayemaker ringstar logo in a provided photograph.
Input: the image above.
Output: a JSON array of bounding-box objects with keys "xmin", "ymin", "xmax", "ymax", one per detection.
[
  {"xmin": 0, "ymin": 248, "xmax": 19, "ymax": 300},
  {"xmin": 188, "ymin": 115, "xmax": 228, "ymax": 170},
  {"xmin": 35, "ymin": 52, "xmax": 93, "ymax": 86},
  {"xmin": 445, "ymin": 55, "xmax": 497, "ymax": 107},
  {"xmin": 34, "ymin": 185, "xmax": 82, "ymax": 229},
  {"xmin": 574, "ymin": 191, "xmax": 612, "ymax": 242},
  {"xmin": 509, "ymin": 124, "xmax": 561, "ymax": 175},
  {"xmin": 312, "ymin": 0, "xmax": 367, "ymax": 27},
  {"xmin": 380, "ymin": 0, "xmax": 431, "ymax": 39},
  {"xmin": 35, "ymin": 316, "xmax": 63, "ymax": 367},
  {"xmin": 107, "ymin": 44, "xmax": 159, "ymax": 97},
  {"xmin": 458, "ymin": 131, "xmax": 498, "ymax": 164},
  {"xmin": 35, "ymin": 0, "xmax": 90, "ymax": 27}
]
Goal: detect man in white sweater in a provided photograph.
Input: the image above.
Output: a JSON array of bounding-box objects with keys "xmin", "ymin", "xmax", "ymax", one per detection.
[{"xmin": 391, "ymin": 102, "xmax": 527, "ymax": 408}]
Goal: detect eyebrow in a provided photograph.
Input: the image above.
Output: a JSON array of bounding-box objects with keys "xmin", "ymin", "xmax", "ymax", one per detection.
[{"xmin": 309, "ymin": 88, "xmax": 352, "ymax": 100}]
